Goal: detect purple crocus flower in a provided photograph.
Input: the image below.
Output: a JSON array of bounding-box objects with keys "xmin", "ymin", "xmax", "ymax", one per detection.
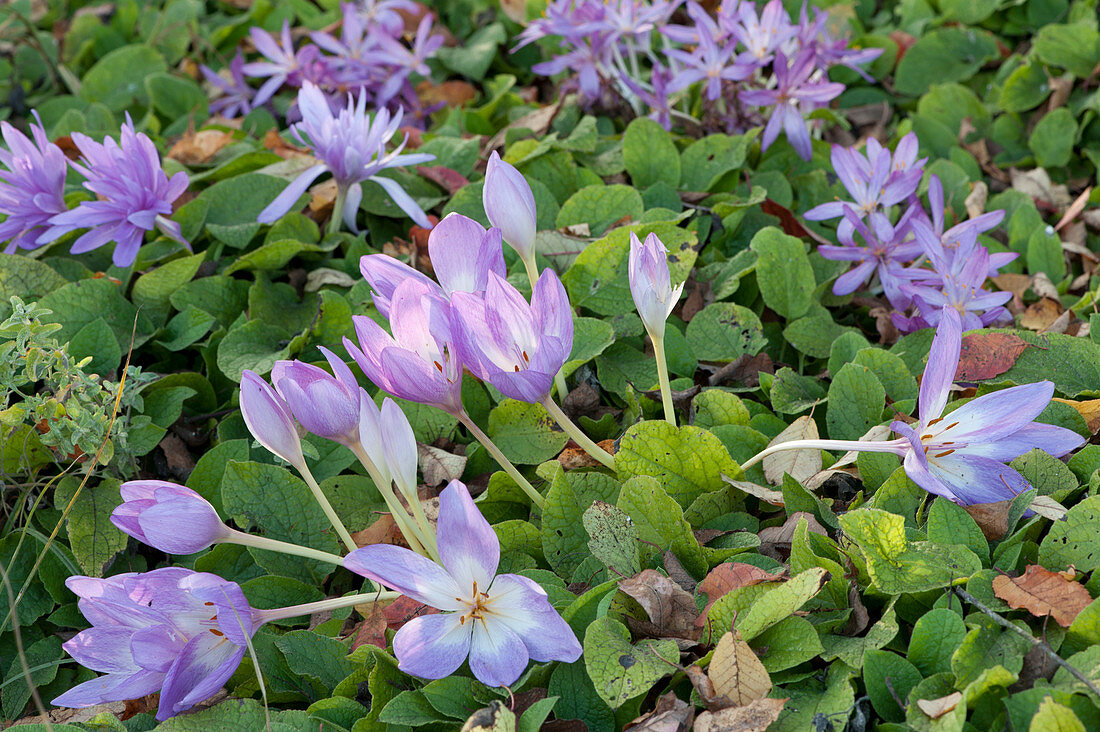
[
  {"xmin": 110, "ymin": 481, "xmax": 228, "ymax": 555},
  {"xmin": 257, "ymin": 81, "xmax": 433, "ymax": 231},
  {"xmin": 343, "ymin": 480, "xmax": 581, "ymax": 686},
  {"xmin": 731, "ymin": 0, "xmax": 798, "ymax": 67},
  {"xmin": 665, "ymin": 27, "xmax": 752, "ymax": 100},
  {"xmin": 450, "ymin": 270, "xmax": 573, "ymax": 404},
  {"xmin": 200, "ymin": 51, "xmax": 253, "ymax": 119},
  {"xmin": 818, "ymin": 206, "xmax": 922, "ymax": 306},
  {"xmin": 371, "ymin": 15, "xmax": 444, "ymax": 107},
  {"xmin": 358, "ymin": 0, "xmax": 416, "ymax": 36},
  {"xmin": 739, "ymin": 49, "xmax": 844, "ymax": 160},
  {"xmin": 0, "ymin": 111, "xmax": 69, "ymax": 253},
  {"xmin": 52, "ymin": 568, "xmax": 260, "ymax": 720},
  {"xmin": 629, "ymin": 232, "xmax": 684, "ymax": 339},
  {"xmin": 271, "ymin": 347, "xmax": 364, "ymax": 447},
  {"xmin": 239, "ymin": 369, "xmax": 307, "ymax": 470},
  {"xmin": 359, "ymin": 252, "xmax": 441, "ymax": 318},
  {"xmin": 42, "ymin": 116, "xmax": 189, "ymax": 267},
  {"xmin": 344, "ymin": 278, "xmax": 464, "ymax": 414},
  {"xmin": 483, "ymin": 151, "xmax": 538, "ymax": 268},
  {"xmin": 242, "ymin": 21, "xmax": 315, "ymax": 106},
  {"xmin": 921, "ymin": 175, "xmax": 1012, "ymax": 277}
]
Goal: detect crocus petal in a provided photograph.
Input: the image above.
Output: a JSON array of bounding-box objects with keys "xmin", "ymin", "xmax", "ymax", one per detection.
[
  {"xmin": 369, "ymin": 174, "xmax": 431, "ymax": 228},
  {"xmin": 436, "ymin": 481, "xmax": 499, "ymax": 594},
  {"xmin": 239, "ymin": 371, "xmax": 305, "ymax": 469},
  {"xmin": 927, "ymin": 453, "xmax": 1034, "ymax": 505},
  {"xmin": 343, "ymin": 544, "xmax": 463, "ymax": 610},
  {"xmin": 258, "ymin": 164, "xmax": 326, "ymax": 224},
  {"xmin": 428, "ymin": 213, "xmax": 497, "ymax": 295},
  {"xmin": 919, "ymin": 306, "xmax": 961, "ymax": 425},
  {"xmin": 935, "ymin": 381, "xmax": 1055, "ymax": 445},
  {"xmin": 953, "ymin": 423, "xmax": 1085, "ymax": 462},
  {"xmin": 52, "ymin": 670, "xmax": 163, "ymax": 709},
  {"xmin": 469, "ymin": 617, "xmax": 528, "ymax": 687},
  {"xmin": 392, "ymin": 612, "xmax": 471, "ymax": 680},
  {"xmin": 157, "ymin": 634, "xmax": 245, "ymax": 720},
  {"xmin": 62, "ymin": 627, "xmax": 142, "ymax": 674},
  {"xmin": 358, "ymin": 393, "xmax": 392, "ymax": 485},
  {"xmin": 483, "ymin": 151, "xmax": 537, "ymax": 261},
  {"xmin": 486, "ymin": 574, "xmax": 582, "ymax": 663},
  {"xmin": 359, "ymin": 253, "xmax": 439, "ymax": 319},
  {"xmin": 902, "ymin": 450, "xmax": 959, "ymax": 502},
  {"xmin": 133, "ymin": 498, "xmax": 226, "ymax": 554},
  {"xmin": 381, "ymin": 398, "xmax": 418, "ymax": 492},
  {"xmin": 130, "ymin": 625, "xmax": 185, "ymax": 673}
]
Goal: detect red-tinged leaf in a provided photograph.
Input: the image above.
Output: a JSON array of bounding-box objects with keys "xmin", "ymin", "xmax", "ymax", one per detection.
[
  {"xmin": 761, "ymin": 199, "xmax": 831, "ymax": 246},
  {"xmin": 955, "ymin": 332, "xmax": 1030, "ymax": 381},
  {"xmin": 418, "ymin": 165, "xmax": 470, "ymax": 195},
  {"xmin": 695, "ymin": 563, "xmax": 788, "ymax": 628},
  {"xmin": 383, "ymin": 594, "xmax": 439, "ymax": 630},
  {"xmin": 991, "ymin": 565, "xmax": 1092, "ymax": 627}
]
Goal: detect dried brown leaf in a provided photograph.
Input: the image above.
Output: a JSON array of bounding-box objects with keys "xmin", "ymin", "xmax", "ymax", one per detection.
[
  {"xmin": 417, "ymin": 443, "xmax": 467, "ymax": 486},
  {"xmin": 167, "ymin": 129, "xmax": 234, "ymax": 165},
  {"xmin": 955, "ymin": 332, "xmax": 1030, "ymax": 381},
  {"xmin": 707, "ymin": 630, "xmax": 772, "ymax": 706},
  {"xmin": 916, "ymin": 692, "xmax": 962, "ymax": 719},
  {"xmin": 619, "ymin": 569, "xmax": 700, "ymax": 639},
  {"xmin": 991, "ymin": 564, "xmax": 1093, "ymax": 627},
  {"xmin": 1020, "ymin": 298, "xmax": 1064, "ymax": 331},
  {"xmin": 692, "ymin": 698, "xmax": 787, "ymax": 732},
  {"xmin": 721, "ymin": 476, "xmax": 785, "ymax": 506},
  {"xmin": 962, "ymin": 500, "xmax": 1012, "ymax": 541},
  {"xmin": 762, "ymin": 415, "xmax": 821, "ymax": 485},
  {"xmin": 626, "ymin": 692, "xmax": 694, "ymax": 732}
]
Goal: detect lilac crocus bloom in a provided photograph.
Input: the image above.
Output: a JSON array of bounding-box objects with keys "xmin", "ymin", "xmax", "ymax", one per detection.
[
  {"xmin": 257, "ymin": 81, "xmax": 433, "ymax": 230},
  {"xmin": 200, "ymin": 51, "xmax": 253, "ymax": 119},
  {"xmin": 52, "ymin": 568, "xmax": 260, "ymax": 720},
  {"xmin": 239, "ymin": 369, "xmax": 307, "ymax": 469},
  {"xmin": 372, "ymin": 15, "xmax": 444, "ymax": 107},
  {"xmin": 344, "ymin": 278, "xmax": 464, "ymax": 414},
  {"xmin": 271, "ymin": 347, "xmax": 364, "ymax": 447},
  {"xmin": 483, "ymin": 151, "xmax": 538, "ymax": 267},
  {"xmin": 381, "ymin": 397, "xmax": 418, "ymax": 495},
  {"xmin": 242, "ymin": 21, "xmax": 312, "ymax": 107},
  {"xmin": 43, "ymin": 116, "xmax": 189, "ymax": 267},
  {"xmin": 739, "ymin": 49, "xmax": 844, "ymax": 160},
  {"xmin": 111, "ymin": 482, "xmax": 228, "ymax": 554},
  {"xmin": 921, "ymin": 175, "xmax": 1013, "ymax": 277},
  {"xmin": 0, "ymin": 111, "xmax": 69, "ymax": 253},
  {"xmin": 343, "ymin": 480, "xmax": 581, "ymax": 686},
  {"xmin": 629, "ymin": 232, "xmax": 684, "ymax": 339},
  {"xmin": 818, "ymin": 205, "xmax": 922, "ymax": 306},
  {"xmin": 450, "ymin": 270, "xmax": 573, "ymax": 404},
  {"xmin": 732, "ymin": 0, "xmax": 798, "ymax": 67},
  {"xmin": 665, "ymin": 27, "xmax": 752, "ymax": 100}
]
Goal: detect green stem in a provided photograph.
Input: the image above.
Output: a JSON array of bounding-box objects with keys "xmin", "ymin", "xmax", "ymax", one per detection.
[
  {"xmin": 298, "ymin": 462, "xmax": 358, "ymax": 553},
  {"xmin": 651, "ymin": 334, "xmax": 676, "ymax": 427},
  {"xmin": 328, "ymin": 186, "xmax": 348, "ymax": 236},
  {"xmin": 457, "ymin": 413, "xmax": 545, "ymax": 509},
  {"xmin": 349, "ymin": 445, "xmax": 431, "ymax": 558},
  {"xmin": 395, "ymin": 479, "xmax": 440, "ymax": 561},
  {"xmin": 225, "ymin": 530, "xmax": 345, "ymax": 566},
  {"xmin": 255, "ymin": 590, "xmax": 401, "ymax": 624},
  {"xmin": 541, "ymin": 397, "xmax": 616, "ymax": 470}
]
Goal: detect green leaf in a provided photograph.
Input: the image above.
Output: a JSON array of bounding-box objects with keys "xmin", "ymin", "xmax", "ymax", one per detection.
[
  {"xmin": 622, "ymin": 118, "xmax": 681, "ymax": 189},
  {"xmin": 582, "ymin": 616, "xmax": 678, "ymax": 709},
  {"xmin": 145, "ymin": 72, "xmax": 207, "ymax": 121},
  {"xmin": 617, "ymin": 475, "xmax": 707, "ymax": 578},
  {"xmin": 241, "ymin": 576, "xmax": 323, "ymax": 626},
  {"xmin": 80, "ymin": 44, "xmax": 167, "ymax": 111},
  {"xmin": 0, "ymin": 254, "xmax": 66, "ymax": 302},
  {"xmin": 770, "ymin": 367, "xmax": 827, "ymax": 414},
  {"xmin": 198, "ymin": 173, "xmax": 293, "ymax": 247},
  {"xmin": 421, "ymin": 676, "xmax": 505, "ymax": 720},
  {"xmin": 693, "ymin": 389, "xmax": 750, "ymax": 429},
  {"xmin": 39, "ymin": 278, "xmax": 155, "ymax": 351},
  {"xmin": 225, "ymin": 239, "xmax": 323, "ymax": 274},
  {"xmin": 556, "ymin": 184, "xmax": 645, "ymax": 237},
  {"xmin": 54, "ymin": 477, "xmax": 126, "ymax": 576},
  {"xmin": 826, "ymin": 363, "xmax": 886, "ymax": 440},
  {"xmin": 864, "ymin": 650, "xmax": 923, "ymax": 722},
  {"xmin": 216, "ymin": 320, "xmax": 292, "ymax": 382},
  {"xmin": 685, "ymin": 302, "xmax": 767, "ymax": 362},
  {"xmin": 678, "ymin": 132, "xmax": 754, "ymax": 192},
  {"xmin": 752, "ymin": 615, "xmax": 824, "ymax": 672},
  {"xmin": 819, "ymin": 606, "xmax": 900, "ymax": 669},
  {"xmin": 749, "ymin": 227, "xmax": 815, "ymax": 319},
  {"xmin": 1027, "ymin": 225, "xmax": 1067, "ymax": 283},
  {"xmin": 170, "ymin": 276, "xmax": 250, "ymax": 328},
  {"xmin": 927, "ymin": 498, "xmax": 990, "ymax": 566},
  {"xmin": 487, "ymin": 400, "xmax": 568, "ymax": 465},
  {"xmin": 770, "ymin": 662, "xmax": 855, "ymax": 732},
  {"xmin": 548, "ymin": 661, "xmax": 615, "ymax": 732},
  {"xmin": 908, "ymin": 608, "xmax": 968, "ymax": 677},
  {"xmin": 999, "ymin": 62, "xmax": 1052, "ymax": 113},
  {"xmin": 839, "ymin": 508, "xmax": 982, "ymax": 594},
  {"xmin": 1033, "ymin": 23, "xmax": 1100, "ymax": 78},
  {"xmin": 583, "ymin": 501, "xmax": 641, "ymax": 576},
  {"xmin": 1039, "ymin": 495, "xmax": 1100, "ymax": 572},
  {"xmin": 938, "ymin": 0, "xmax": 1001, "ymax": 23},
  {"xmin": 853, "ymin": 348, "xmax": 918, "ymax": 404},
  {"xmin": 894, "ymin": 28, "xmax": 1000, "ymax": 96},
  {"xmin": 1012, "ymin": 448, "xmax": 1078, "ymax": 500},
  {"xmin": 157, "ymin": 306, "xmax": 216, "ymax": 351},
  {"xmin": 727, "ymin": 567, "xmax": 828, "ymax": 641},
  {"xmin": 2, "ymin": 636, "xmax": 62, "ymax": 721},
  {"xmin": 220, "ymin": 461, "xmax": 342, "ymax": 583},
  {"xmin": 784, "ymin": 315, "xmax": 859, "ymax": 359},
  {"xmin": 377, "ymin": 690, "xmax": 451, "ymax": 726},
  {"xmin": 990, "ymin": 331, "xmax": 1100, "ymax": 397},
  {"xmin": 951, "ymin": 623, "xmax": 1029, "ymax": 688},
  {"xmin": 1030, "ymin": 698, "xmax": 1086, "ymax": 732},
  {"xmin": 616, "ymin": 420, "xmax": 741, "ymax": 507},
  {"xmin": 563, "ymin": 317, "xmax": 615, "ymax": 377},
  {"xmin": 67, "ymin": 317, "xmax": 122, "ymax": 375},
  {"xmin": 436, "ymin": 22, "xmax": 506, "ymax": 80},
  {"xmin": 541, "ymin": 463, "xmax": 622, "ymax": 575},
  {"xmin": 1030, "ymin": 107, "xmax": 1077, "ymax": 170},
  {"xmin": 275, "ymin": 630, "xmax": 354, "ymax": 694}
]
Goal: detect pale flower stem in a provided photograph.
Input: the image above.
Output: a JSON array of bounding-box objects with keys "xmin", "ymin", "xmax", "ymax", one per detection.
[
  {"xmin": 457, "ymin": 413, "xmax": 546, "ymax": 509},
  {"xmin": 256, "ymin": 590, "xmax": 401, "ymax": 624},
  {"xmin": 298, "ymin": 461, "xmax": 358, "ymax": 553},
  {"xmin": 328, "ymin": 185, "xmax": 347, "ymax": 236},
  {"xmin": 740, "ymin": 438, "xmax": 907, "ymax": 471},
  {"xmin": 651, "ymin": 334, "xmax": 676, "ymax": 427},
  {"xmin": 225, "ymin": 529, "xmax": 345, "ymax": 566},
  {"xmin": 397, "ymin": 480, "xmax": 440, "ymax": 561},
  {"xmin": 541, "ymin": 396, "xmax": 616, "ymax": 470},
  {"xmin": 349, "ymin": 445, "xmax": 432, "ymax": 557}
]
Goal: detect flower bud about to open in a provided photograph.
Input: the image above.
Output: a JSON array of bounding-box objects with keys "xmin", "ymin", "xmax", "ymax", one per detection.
[
  {"xmin": 628, "ymin": 231, "xmax": 684, "ymax": 340},
  {"xmin": 482, "ymin": 151, "xmax": 537, "ymax": 263},
  {"xmin": 239, "ymin": 369, "xmax": 306, "ymax": 470},
  {"xmin": 111, "ymin": 481, "xmax": 228, "ymax": 555},
  {"xmin": 272, "ymin": 347, "xmax": 362, "ymax": 447}
]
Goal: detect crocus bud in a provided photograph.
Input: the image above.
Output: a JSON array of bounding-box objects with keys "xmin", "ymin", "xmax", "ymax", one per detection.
[
  {"xmin": 239, "ymin": 370, "xmax": 306, "ymax": 469},
  {"xmin": 272, "ymin": 347, "xmax": 361, "ymax": 447},
  {"xmin": 428, "ymin": 212, "xmax": 506, "ymax": 296},
  {"xmin": 483, "ymin": 151, "xmax": 537, "ymax": 262},
  {"xmin": 628, "ymin": 232, "xmax": 684, "ymax": 339},
  {"xmin": 111, "ymin": 481, "xmax": 228, "ymax": 554},
  {"xmin": 381, "ymin": 398, "xmax": 418, "ymax": 493},
  {"xmin": 357, "ymin": 391, "xmax": 392, "ymax": 487}
]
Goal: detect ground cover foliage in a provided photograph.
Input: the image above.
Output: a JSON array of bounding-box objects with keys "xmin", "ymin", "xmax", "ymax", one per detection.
[{"xmin": 2, "ymin": 0, "xmax": 1100, "ymax": 729}]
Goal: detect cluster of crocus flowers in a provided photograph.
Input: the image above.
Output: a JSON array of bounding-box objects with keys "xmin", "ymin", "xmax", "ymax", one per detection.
[
  {"xmin": 628, "ymin": 231, "xmax": 684, "ymax": 426},
  {"xmin": 742, "ymin": 307, "xmax": 1084, "ymax": 506},
  {"xmin": 257, "ymin": 82, "xmax": 433, "ymax": 234},
  {"xmin": 0, "ymin": 113, "xmax": 189, "ymax": 267}
]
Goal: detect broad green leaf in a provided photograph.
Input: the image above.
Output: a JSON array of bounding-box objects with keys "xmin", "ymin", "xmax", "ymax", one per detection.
[
  {"xmin": 541, "ymin": 463, "xmax": 622, "ymax": 575},
  {"xmin": 54, "ymin": 477, "xmax": 126, "ymax": 576},
  {"xmin": 820, "ymin": 606, "xmax": 900, "ymax": 670},
  {"xmin": 679, "ymin": 132, "xmax": 754, "ymax": 192},
  {"xmin": 1030, "ymin": 698, "xmax": 1086, "ymax": 732},
  {"xmin": 617, "ymin": 475, "xmax": 707, "ymax": 578},
  {"xmin": 770, "ymin": 662, "xmax": 854, "ymax": 732},
  {"xmin": 39, "ymin": 278, "xmax": 155, "ymax": 351},
  {"xmin": 1033, "ymin": 23, "xmax": 1100, "ymax": 78},
  {"xmin": 951, "ymin": 623, "xmax": 1029, "ymax": 688},
  {"xmin": 435, "ymin": 22, "xmax": 506, "ymax": 80},
  {"xmin": 749, "ymin": 227, "xmax": 815, "ymax": 319},
  {"xmin": 216, "ymin": 320, "xmax": 292, "ymax": 381},
  {"xmin": 622, "ymin": 117, "xmax": 681, "ymax": 188},
  {"xmin": 938, "ymin": 0, "xmax": 1001, "ymax": 24},
  {"xmin": 826, "ymin": 363, "xmax": 886, "ymax": 441},
  {"xmin": 615, "ymin": 420, "xmax": 741, "ymax": 507},
  {"xmin": 487, "ymin": 400, "xmax": 568, "ymax": 465},
  {"xmin": 685, "ymin": 302, "xmax": 767, "ymax": 362},
  {"xmin": 853, "ymin": 348, "xmax": 918, "ymax": 404},
  {"xmin": 1011, "ymin": 448, "xmax": 1077, "ymax": 500},
  {"xmin": 170, "ymin": 276, "xmax": 250, "ymax": 328},
  {"xmin": 927, "ymin": 499, "xmax": 989, "ymax": 566},
  {"xmin": 908, "ymin": 607, "xmax": 967, "ymax": 677},
  {"xmin": 556, "ymin": 184, "xmax": 644, "ymax": 237},
  {"xmin": 421, "ymin": 676, "xmax": 505, "ymax": 720},
  {"xmin": 225, "ymin": 239, "xmax": 323, "ymax": 274},
  {"xmin": 693, "ymin": 389, "xmax": 750, "ymax": 429},
  {"xmin": 894, "ymin": 28, "xmax": 1000, "ymax": 96},
  {"xmin": 275, "ymin": 630, "xmax": 354, "ymax": 693},
  {"xmin": 751, "ymin": 615, "xmax": 823, "ymax": 672},
  {"xmin": 784, "ymin": 314, "xmax": 859, "ymax": 359},
  {"xmin": 729, "ymin": 567, "xmax": 828, "ymax": 641},
  {"xmin": 582, "ymin": 616, "xmax": 678, "ymax": 709},
  {"xmin": 80, "ymin": 44, "xmax": 167, "ymax": 111},
  {"xmin": 0, "ymin": 254, "xmax": 66, "ymax": 302},
  {"xmin": 548, "ymin": 661, "xmax": 615, "ymax": 732},
  {"xmin": 582, "ymin": 501, "xmax": 641, "ymax": 576},
  {"xmin": 864, "ymin": 650, "xmax": 923, "ymax": 722},
  {"xmin": 1039, "ymin": 495, "xmax": 1100, "ymax": 572},
  {"xmin": 770, "ymin": 367, "xmax": 827, "ymax": 414},
  {"xmin": 563, "ymin": 317, "xmax": 615, "ymax": 377}
]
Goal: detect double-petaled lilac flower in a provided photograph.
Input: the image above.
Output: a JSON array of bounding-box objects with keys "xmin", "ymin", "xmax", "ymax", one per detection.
[
  {"xmin": 272, "ymin": 347, "xmax": 364, "ymax": 447},
  {"xmin": 200, "ymin": 51, "xmax": 253, "ymax": 119},
  {"xmin": 343, "ymin": 480, "xmax": 581, "ymax": 686},
  {"xmin": 451, "ymin": 270, "xmax": 573, "ymax": 404},
  {"xmin": 52, "ymin": 568, "xmax": 260, "ymax": 720},
  {"xmin": 629, "ymin": 232, "xmax": 684, "ymax": 339},
  {"xmin": 0, "ymin": 112, "xmax": 69, "ymax": 254},
  {"xmin": 483, "ymin": 151, "xmax": 538, "ymax": 269},
  {"xmin": 921, "ymin": 175, "xmax": 1012, "ymax": 276},
  {"xmin": 242, "ymin": 21, "xmax": 323, "ymax": 106},
  {"xmin": 665, "ymin": 24, "xmax": 752, "ymax": 100},
  {"xmin": 239, "ymin": 369, "xmax": 307, "ymax": 470},
  {"xmin": 258, "ymin": 82, "xmax": 433, "ymax": 231},
  {"xmin": 739, "ymin": 49, "xmax": 844, "ymax": 160},
  {"xmin": 111, "ymin": 482, "xmax": 228, "ymax": 555},
  {"xmin": 345, "ymin": 278, "xmax": 464, "ymax": 414},
  {"xmin": 818, "ymin": 206, "xmax": 922, "ymax": 306},
  {"xmin": 371, "ymin": 15, "xmax": 444, "ymax": 107},
  {"xmin": 42, "ymin": 117, "xmax": 189, "ymax": 267}
]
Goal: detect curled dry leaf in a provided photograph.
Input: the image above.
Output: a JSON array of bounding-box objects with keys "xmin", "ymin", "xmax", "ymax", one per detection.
[
  {"xmin": 707, "ymin": 630, "xmax": 773, "ymax": 707},
  {"xmin": 962, "ymin": 499, "xmax": 1012, "ymax": 541},
  {"xmin": 417, "ymin": 443, "xmax": 467, "ymax": 486},
  {"xmin": 916, "ymin": 692, "xmax": 962, "ymax": 719},
  {"xmin": 1010, "ymin": 168, "xmax": 1072, "ymax": 208},
  {"xmin": 762, "ymin": 415, "xmax": 821, "ymax": 485},
  {"xmin": 758, "ymin": 512, "xmax": 827, "ymax": 549},
  {"xmin": 964, "ymin": 181, "xmax": 989, "ymax": 220},
  {"xmin": 1020, "ymin": 298, "xmax": 1064, "ymax": 331},
  {"xmin": 696, "ymin": 562, "xmax": 787, "ymax": 628},
  {"xmin": 625, "ymin": 692, "xmax": 694, "ymax": 732},
  {"xmin": 1053, "ymin": 398, "xmax": 1100, "ymax": 434},
  {"xmin": 722, "ymin": 476, "xmax": 785, "ymax": 506},
  {"xmin": 991, "ymin": 564, "xmax": 1092, "ymax": 627},
  {"xmin": 618, "ymin": 569, "xmax": 700, "ymax": 640},
  {"xmin": 692, "ymin": 698, "xmax": 787, "ymax": 732},
  {"xmin": 167, "ymin": 129, "xmax": 235, "ymax": 165},
  {"xmin": 955, "ymin": 332, "xmax": 1030, "ymax": 381}
]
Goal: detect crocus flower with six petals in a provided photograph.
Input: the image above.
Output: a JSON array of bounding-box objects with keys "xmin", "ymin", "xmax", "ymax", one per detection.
[{"xmin": 0, "ymin": 111, "xmax": 69, "ymax": 253}]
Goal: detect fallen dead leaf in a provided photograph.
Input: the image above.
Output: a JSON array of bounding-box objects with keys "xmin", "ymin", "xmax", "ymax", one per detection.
[
  {"xmin": 721, "ymin": 476, "xmax": 785, "ymax": 506},
  {"xmin": 758, "ymin": 512, "xmax": 827, "ymax": 549},
  {"xmin": 992, "ymin": 564, "xmax": 1093, "ymax": 627},
  {"xmin": 418, "ymin": 165, "xmax": 469, "ymax": 195},
  {"xmin": 619, "ymin": 569, "xmax": 700, "ymax": 640},
  {"xmin": 351, "ymin": 598, "xmax": 390, "ymax": 650},
  {"xmin": 416, "ymin": 79, "xmax": 478, "ymax": 107},
  {"xmin": 1055, "ymin": 187, "xmax": 1094, "ymax": 232},
  {"xmin": 696, "ymin": 563, "xmax": 786, "ymax": 628},
  {"xmin": 417, "ymin": 443, "xmax": 467, "ymax": 486},
  {"xmin": 763, "ymin": 198, "xmax": 830, "ymax": 245},
  {"xmin": 991, "ymin": 273, "xmax": 1032, "ymax": 299},
  {"xmin": 558, "ymin": 439, "xmax": 617, "ymax": 469},
  {"xmin": 304, "ymin": 267, "xmax": 357, "ymax": 292},
  {"xmin": 1031, "ymin": 272, "xmax": 1061, "ymax": 300},
  {"xmin": 158, "ymin": 433, "xmax": 195, "ymax": 481},
  {"xmin": 1031, "ymin": 495, "xmax": 1068, "ymax": 521},
  {"xmin": 485, "ymin": 101, "xmax": 563, "ymax": 151},
  {"xmin": 1053, "ymin": 398, "xmax": 1100, "ymax": 434},
  {"xmin": 964, "ymin": 181, "xmax": 989, "ymax": 220},
  {"xmin": 692, "ymin": 698, "xmax": 787, "ymax": 732},
  {"xmin": 916, "ymin": 692, "xmax": 962, "ymax": 719},
  {"xmin": 625, "ymin": 692, "xmax": 694, "ymax": 732},
  {"xmin": 962, "ymin": 499, "xmax": 1012, "ymax": 541},
  {"xmin": 1010, "ymin": 168, "xmax": 1072, "ymax": 208},
  {"xmin": 263, "ymin": 127, "xmax": 311, "ymax": 159},
  {"xmin": 955, "ymin": 332, "xmax": 1030, "ymax": 381},
  {"xmin": 762, "ymin": 415, "xmax": 822, "ymax": 485},
  {"xmin": 707, "ymin": 630, "xmax": 773, "ymax": 706},
  {"xmin": 352, "ymin": 513, "xmax": 407, "ymax": 548},
  {"xmin": 1020, "ymin": 298, "xmax": 1064, "ymax": 331},
  {"xmin": 167, "ymin": 128, "xmax": 235, "ymax": 165}
]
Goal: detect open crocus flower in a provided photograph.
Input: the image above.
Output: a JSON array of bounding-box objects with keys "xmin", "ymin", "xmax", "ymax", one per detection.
[
  {"xmin": 343, "ymin": 481, "xmax": 581, "ymax": 686},
  {"xmin": 628, "ymin": 232, "xmax": 684, "ymax": 340},
  {"xmin": 110, "ymin": 482, "xmax": 228, "ymax": 554},
  {"xmin": 239, "ymin": 369, "xmax": 307, "ymax": 470},
  {"xmin": 52, "ymin": 568, "xmax": 260, "ymax": 721},
  {"xmin": 483, "ymin": 151, "xmax": 538, "ymax": 278},
  {"xmin": 344, "ymin": 278, "xmax": 464, "ymax": 414},
  {"xmin": 450, "ymin": 270, "xmax": 573, "ymax": 404},
  {"xmin": 742, "ymin": 307, "xmax": 1084, "ymax": 506},
  {"xmin": 272, "ymin": 347, "xmax": 364, "ymax": 447},
  {"xmin": 0, "ymin": 111, "xmax": 69, "ymax": 254}
]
